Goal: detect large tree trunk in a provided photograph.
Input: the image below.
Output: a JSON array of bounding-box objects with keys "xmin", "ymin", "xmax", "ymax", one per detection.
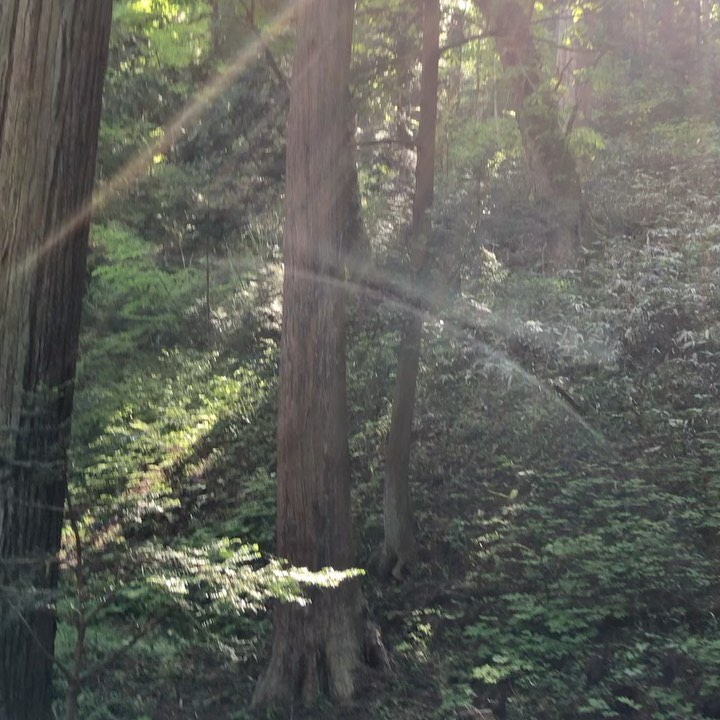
[
  {"xmin": 253, "ymin": 0, "xmax": 364, "ymax": 707},
  {"xmin": 477, "ymin": 0, "xmax": 583, "ymax": 269},
  {"xmin": 0, "ymin": 4, "xmax": 112, "ymax": 719},
  {"xmin": 382, "ymin": 0, "xmax": 440, "ymax": 580}
]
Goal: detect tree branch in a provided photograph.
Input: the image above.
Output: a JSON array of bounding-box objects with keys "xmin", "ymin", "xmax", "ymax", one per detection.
[
  {"xmin": 440, "ymin": 30, "xmax": 497, "ymax": 55},
  {"xmin": 238, "ymin": 0, "xmax": 289, "ymax": 92}
]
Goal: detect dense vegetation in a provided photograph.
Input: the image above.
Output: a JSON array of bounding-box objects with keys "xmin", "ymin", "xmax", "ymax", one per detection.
[{"xmin": 29, "ymin": 0, "xmax": 720, "ymax": 718}]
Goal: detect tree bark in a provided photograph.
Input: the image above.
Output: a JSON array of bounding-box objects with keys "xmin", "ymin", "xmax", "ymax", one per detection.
[
  {"xmin": 253, "ymin": 0, "xmax": 365, "ymax": 707},
  {"xmin": 477, "ymin": 0, "xmax": 583, "ymax": 269},
  {"xmin": 0, "ymin": 3, "xmax": 112, "ymax": 719},
  {"xmin": 382, "ymin": 0, "xmax": 440, "ymax": 580}
]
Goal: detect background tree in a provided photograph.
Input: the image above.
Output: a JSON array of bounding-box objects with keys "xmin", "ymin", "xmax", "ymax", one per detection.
[
  {"xmin": 476, "ymin": 0, "xmax": 583, "ymax": 268},
  {"xmin": 383, "ymin": 0, "xmax": 441, "ymax": 580},
  {"xmin": 0, "ymin": 3, "xmax": 113, "ymax": 719},
  {"xmin": 252, "ymin": 0, "xmax": 366, "ymax": 706}
]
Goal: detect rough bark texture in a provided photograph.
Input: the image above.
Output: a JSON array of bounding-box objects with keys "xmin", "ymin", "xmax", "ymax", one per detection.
[
  {"xmin": 253, "ymin": 0, "xmax": 364, "ymax": 707},
  {"xmin": 383, "ymin": 0, "xmax": 440, "ymax": 580},
  {"xmin": 0, "ymin": 3, "xmax": 112, "ymax": 719},
  {"xmin": 477, "ymin": 0, "xmax": 583, "ymax": 269}
]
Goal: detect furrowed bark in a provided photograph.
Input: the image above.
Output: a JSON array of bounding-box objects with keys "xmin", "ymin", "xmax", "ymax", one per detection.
[
  {"xmin": 253, "ymin": 0, "xmax": 368, "ymax": 708},
  {"xmin": 0, "ymin": 4, "xmax": 112, "ymax": 718}
]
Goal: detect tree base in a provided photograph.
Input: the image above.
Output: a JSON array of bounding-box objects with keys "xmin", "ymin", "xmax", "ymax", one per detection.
[
  {"xmin": 378, "ymin": 545, "xmax": 413, "ymax": 582},
  {"xmin": 253, "ymin": 581, "xmax": 387, "ymax": 709}
]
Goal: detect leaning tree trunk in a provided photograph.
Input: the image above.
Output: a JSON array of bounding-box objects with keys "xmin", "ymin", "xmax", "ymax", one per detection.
[
  {"xmin": 383, "ymin": 0, "xmax": 441, "ymax": 580},
  {"xmin": 477, "ymin": 0, "xmax": 583, "ymax": 269},
  {"xmin": 252, "ymin": 0, "xmax": 365, "ymax": 708},
  {"xmin": 0, "ymin": 4, "xmax": 112, "ymax": 719}
]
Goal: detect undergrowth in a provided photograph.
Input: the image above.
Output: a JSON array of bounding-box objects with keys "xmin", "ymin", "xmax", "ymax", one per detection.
[{"xmin": 54, "ymin": 86, "xmax": 720, "ymax": 720}]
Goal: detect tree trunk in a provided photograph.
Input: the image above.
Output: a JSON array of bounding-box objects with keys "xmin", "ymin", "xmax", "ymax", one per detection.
[
  {"xmin": 0, "ymin": 3, "xmax": 112, "ymax": 719},
  {"xmin": 477, "ymin": 0, "xmax": 583, "ymax": 269},
  {"xmin": 253, "ymin": 0, "xmax": 364, "ymax": 707},
  {"xmin": 383, "ymin": 313, "xmax": 422, "ymax": 579},
  {"xmin": 382, "ymin": 0, "xmax": 440, "ymax": 580}
]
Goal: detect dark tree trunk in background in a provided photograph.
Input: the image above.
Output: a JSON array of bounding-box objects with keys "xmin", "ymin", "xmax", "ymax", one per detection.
[
  {"xmin": 477, "ymin": 0, "xmax": 583, "ymax": 269},
  {"xmin": 208, "ymin": 0, "xmax": 249, "ymax": 59},
  {"xmin": 253, "ymin": 0, "xmax": 365, "ymax": 707},
  {"xmin": 383, "ymin": 0, "xmax": 440, "ymax": 580},
  {"xmin": 0, "ymin": 3, "xmax": 113, "ymax": 719}
]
